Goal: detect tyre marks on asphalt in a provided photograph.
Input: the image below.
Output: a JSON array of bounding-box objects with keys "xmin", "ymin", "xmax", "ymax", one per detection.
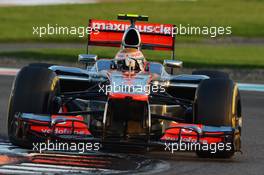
[
  {"xmin": 0, "ymin": 139, "xmax": 170, "ymax": 174},
  {"xmin": 0, "ymin": 140, "xmax": 124, "ymax": 174}
]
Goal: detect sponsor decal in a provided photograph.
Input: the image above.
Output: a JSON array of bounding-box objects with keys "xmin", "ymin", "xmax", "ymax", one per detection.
[
  {"xmin": 91, "ymin": 20, "xmax": 173, "ymax": 35},
  {"xmin": 40, "ymin": 128, "xmax": 86, "ymax": 135}
]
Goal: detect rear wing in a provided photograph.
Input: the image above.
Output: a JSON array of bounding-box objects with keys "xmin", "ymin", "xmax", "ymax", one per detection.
[{"xmin": 87, "ymin": 19, "xmax": 175, "ymax": 58}]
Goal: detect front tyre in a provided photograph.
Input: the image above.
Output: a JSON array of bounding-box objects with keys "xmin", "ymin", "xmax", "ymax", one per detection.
[
  {"xmin": 8, "ymin": 66, "xmax": 60, "ymax": 148},
  {"xmin": 195, "ymin": 78, "xmax": 242, "ymax": 158}
]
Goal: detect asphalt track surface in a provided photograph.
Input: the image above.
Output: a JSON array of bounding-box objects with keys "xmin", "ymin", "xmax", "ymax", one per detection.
[{"xmin": 0, "ymin": 75, "xmax": 263, "ymax": 174}]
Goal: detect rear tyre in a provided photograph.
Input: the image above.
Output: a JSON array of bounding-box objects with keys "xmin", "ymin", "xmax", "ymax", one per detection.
[
  {"xmin": 8, "ymin": 66, "xmax": 60, "ymax": 148},
  {"xmin": 192, "ymin": 70, "xmax": 229, "ymax": 79},
  {"xmin": 194, "ymin": 78, "xmax": 242, "ymax": 158}
]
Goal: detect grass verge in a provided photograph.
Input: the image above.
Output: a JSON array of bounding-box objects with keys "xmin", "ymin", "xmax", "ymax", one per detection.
[
  {"xmin": 0, "ymin": 0, "xmax": 264, "ymax": 42},
  {"xmin": 1, "ymin": 44, "xmax": 263, "ymax": 69}
]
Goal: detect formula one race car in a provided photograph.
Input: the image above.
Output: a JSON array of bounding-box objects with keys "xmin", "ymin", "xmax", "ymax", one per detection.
[{"xmin": 8, "ymin": 14, "xmax": 242, "ymax": 158}]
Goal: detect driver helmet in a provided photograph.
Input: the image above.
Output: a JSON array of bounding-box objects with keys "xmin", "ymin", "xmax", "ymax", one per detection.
[{"xmin": 114, "ymin": 48, "xmax": 145, "ymax": 71}]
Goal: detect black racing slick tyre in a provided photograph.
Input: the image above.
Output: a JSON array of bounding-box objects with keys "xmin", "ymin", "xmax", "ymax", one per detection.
[
  {"xmin": 192, "ymin": 70, "xmax": 229, "ymax": 79},
  {"xmin": 194, "ymin": 78, "xmax": 242, "ymax": 158},
  {"xmin": 8, "ymin": 66, "xmax": 60, "ymax": 148}
]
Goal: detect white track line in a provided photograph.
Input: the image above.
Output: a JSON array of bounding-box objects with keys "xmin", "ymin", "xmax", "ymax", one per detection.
[
  {"xmin": 0, "ymin": 169, "xmax": 40, "ymax": 174},
  {"xmin": 0, "ymin": 0, "xmax": 98, "ymax": 6},
  {"xmin": 0, "ymin": 165, "xmax": 86, "ymax": 173},
  {"xmin": 0, "ymin": 163, "xmax": 118, "ymax": 174},
  {"xmin": 237, "ymin": 83, "xmax": 264, "ymax": 92},
  {"xmin": 0, "ymin": 67, "xmax": 19, "ymax": 76},
  {"xmin": 20, "ymin": 163, "xmax": 108, "ymax": 171}
]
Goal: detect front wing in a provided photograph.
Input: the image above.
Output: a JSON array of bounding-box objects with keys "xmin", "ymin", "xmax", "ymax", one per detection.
[{"xmin": 12, "ymin": 113, "xmax": 237, "ymax": 152}]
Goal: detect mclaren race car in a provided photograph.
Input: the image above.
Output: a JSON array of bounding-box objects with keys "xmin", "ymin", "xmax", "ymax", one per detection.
[{"xmin": 8, "ymin": 14, "xmax": 242, "ymax": 158}]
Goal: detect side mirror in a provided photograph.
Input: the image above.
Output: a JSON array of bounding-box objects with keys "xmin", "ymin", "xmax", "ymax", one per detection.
[
  {"xmin": 78, "ymin": 54, "xmax": 97, "ymax": 68},
  {"xmin": 163, "ymin": 59, "xmax": 183, "ymax": 68}
]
